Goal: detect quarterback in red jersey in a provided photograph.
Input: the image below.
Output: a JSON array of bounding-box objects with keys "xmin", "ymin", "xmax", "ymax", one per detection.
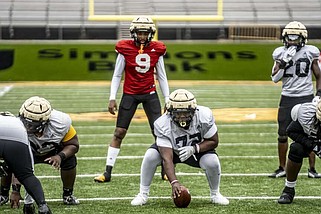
[{"xmin": 94, "ymin": 16, "xmax": 170, "ymax": 183}]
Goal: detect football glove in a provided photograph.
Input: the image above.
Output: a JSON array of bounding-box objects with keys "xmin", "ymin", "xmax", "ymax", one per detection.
[
  {"xmin": 312, "ymin": 96, "xmax": 320, "ymax": 106},
  {"xmin": 282, "ymin": 46, "xmax": 297, "ymax": 63},
  {"xmin": 178, "ymin": 146, "xmax": 195, "ymax": 162}
]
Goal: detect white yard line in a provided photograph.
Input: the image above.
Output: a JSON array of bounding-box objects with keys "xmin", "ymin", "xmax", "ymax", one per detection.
[
  {"xmin": 79, "ymin": 143, "xmax": 276, "ymax": 148},
  {"xmin": 45, "ymin": 195, "xmax": 321, "ymax": 202},
  {"xmin": 76, "ymin": 156, "xmax": 277, "ymax": 160},
  {"xmin": 74, "ymin": 124, "xmax": 277, "ymax": 129},
  {"xmin": 0, "ymin": 85, "xmax": 13, "ymax": 97},
  {"xmin": 36, "ymin": 172, "xmax": 309, "ymax": 179},
  {"xmin": 78, "ymin": 132, "xmax": 273, "ymax": 137}
]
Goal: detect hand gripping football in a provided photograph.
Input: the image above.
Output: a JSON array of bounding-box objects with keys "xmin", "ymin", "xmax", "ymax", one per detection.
[{"xmin": 173, "ymin": 186, "xmax": 191, "ymax": 208}]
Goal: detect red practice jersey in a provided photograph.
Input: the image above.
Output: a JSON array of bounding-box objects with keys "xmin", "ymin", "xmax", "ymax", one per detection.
[{"xmin": 116, "ymin": 40, "xmax": 166, "ymax": 94}]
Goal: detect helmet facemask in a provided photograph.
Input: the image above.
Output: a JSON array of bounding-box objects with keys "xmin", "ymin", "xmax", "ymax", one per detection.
[
  {"xmin": 166, "ymin": 89, "xmax": 197, "ymax": 129},
  {"xmin": 20, "ymin": 117, "xmax": 48, "ymax": 134},
  {"xmin": 282, "ymin": 21, "xmax": 308, "ymax": 51},
  {"xmin": 170, "ymin": 108, "xmax": 196, "ymax": 129},
  {"xmin": 19, "ymin": 96, "xmax": 52, "ymax": 134}
]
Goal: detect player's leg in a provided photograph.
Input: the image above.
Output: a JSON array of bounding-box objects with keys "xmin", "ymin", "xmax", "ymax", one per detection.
[
  {"xmin": 94, "ymin": 94, "xmax": 138, "ymax": 183},
  {"xmin": 2, "ymin": 140, "xmax": 51, "ymax": 213},
  {"xmin": 60, "ymin": 155, "xmax": 79, "ymax": 205},
  {"xmin": 307, "ymin": 152, "xmax": 321, "ymax": 178},
  {"xmin": 199, "ymin": 153, "xmax": 229, "ymax": 205},
  {"xmin": 142, "ymin": 92, "xmax": 168, "ymax": 180},
  {"xmin": 269, "ymin": 103, "xmax": 288, "ymax": 178},
  {"xmin": 0, "ymin": 172, "xmax": 11, "ymax": 205},
  {"xmin": 131, "ymin": 145, "xmax": 162, "ymax": 206},
  {"xmin": 278, "ymin": 142, "xmax": 307, "ymax": 204}
]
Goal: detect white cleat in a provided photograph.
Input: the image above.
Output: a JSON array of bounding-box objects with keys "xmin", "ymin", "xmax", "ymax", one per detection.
[
  {"xmin": 211, "ymin": 193, "xmax": 229, "ymax": 205},
  {"xmin": 131, "ymin": 193, "xmax": 148, "ymax": 206}
]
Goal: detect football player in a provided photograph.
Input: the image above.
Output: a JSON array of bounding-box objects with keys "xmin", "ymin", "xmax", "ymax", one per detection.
[
  {"xmin": 269, "ymin": 21, "xmax": 321, "ymax": 178},
  {"xmin": 131, "ymin": 89, "xmax": 229, "ymax": 206},
  {"xmin": 94, "ymin": 16, "xmax": 170, "ymax": 183},
  {"xmin": 0, "ymin": 112, "xmax": 51, "ymax": 213},
  {"xmin": 278, "ymin": 100, "xmax": 321, "ymax": 204},
  {"xmin": 0, "ymin": 96, "xmax": 80, "ymax": 213}
]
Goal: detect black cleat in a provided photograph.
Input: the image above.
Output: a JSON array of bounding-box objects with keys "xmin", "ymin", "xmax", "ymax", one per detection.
[
  {"xmin": 23, "ymin": 203, "xmax": 35, "ymax": 214},
  {"xmin": 38, "ymin": 203, "xmax": 52, "ymax": 214},
  {"xmin": 63, "ymin": 194, "xmax": 80, "ymax": 205},
  {"xmin": 0, "ymin": 195, "xmax": 9, "ymax": 205},
  {"xmin": 308, "ymin": 168, "xmax": 321, "ymax": 178},
  {"xmin": 278, "ymin": 186, "xmax": 295, "ymax": 204},
  {"xmin": 269, "ymin": 166, "xmax": 286, "ymax": 178}
]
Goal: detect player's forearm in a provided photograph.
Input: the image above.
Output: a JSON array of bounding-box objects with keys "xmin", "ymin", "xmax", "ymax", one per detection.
[{"xmin": 155, "ymin": 57, "xmax": 170, "ymax": 102}]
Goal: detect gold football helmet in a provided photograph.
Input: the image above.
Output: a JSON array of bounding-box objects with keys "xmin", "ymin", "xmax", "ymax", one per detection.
[
  {"xmin": 282, "ymin": 21, "xmax": 308, "ymax": 49},
  {"xmin": 129, "ymin": 16, "xmax": 156, "ymax": 44},
  {"xmin": 166, "ymin": 89, "xmax": 197, "ymax": 128},
  {"xmin": 19, "ymin": 96, "xmax": 52, "ymax": 133}
]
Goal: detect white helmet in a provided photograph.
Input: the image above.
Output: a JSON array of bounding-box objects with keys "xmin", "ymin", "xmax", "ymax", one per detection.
[
  {"xmin": 19, "ymin": 96, "xmax": 52, "ymax": 133},
  {"xmin": 129, "ymin": 16, "xmax": 156, "ymax": 44},
  {"xmin": 166, "ymin": 89, "xmax": 197, "ymax": 128},
  {"xmin": 282, "ymin": 21, "xmax": 308, "ymax": 49}
]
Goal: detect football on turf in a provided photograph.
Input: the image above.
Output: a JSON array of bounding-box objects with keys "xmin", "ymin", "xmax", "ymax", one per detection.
[{"xmin": 173, "ymin": 186, "xmax": 191, "ymax": 208}]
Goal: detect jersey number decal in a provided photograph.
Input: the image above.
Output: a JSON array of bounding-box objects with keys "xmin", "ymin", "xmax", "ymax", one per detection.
[
  {"xmin": 135, "ymin": 54, "xmax": 150, "ymax": 73},
  {"xmin": 283, "ymin": 58, "xmax": 310, "ymax": 77},
  {"xmin": 175, "ymin": 133, "xmax": 202, "ymax": 147}
]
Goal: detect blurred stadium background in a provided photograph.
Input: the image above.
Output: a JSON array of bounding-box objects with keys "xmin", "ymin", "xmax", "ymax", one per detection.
[{"xmin": 0, "ymin": 0, "xmax": 321, "ymax": 40}]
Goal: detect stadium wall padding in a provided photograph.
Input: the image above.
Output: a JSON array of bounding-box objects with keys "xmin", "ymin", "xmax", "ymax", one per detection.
[{"xmin": 0, "ymin": 42, "xmax": 320, "ymax": 81}]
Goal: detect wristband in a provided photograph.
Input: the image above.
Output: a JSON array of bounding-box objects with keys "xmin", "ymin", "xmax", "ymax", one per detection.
[
  {"xmin": 12, "ymin": 184, "xmax": 21, "ymax": 192},
  {"xmin": 57, "ymin": 152, "xmax": 66, "ymax": 161},
  {"xmin": 278, "ymin": 59, "xmax": 286, "ymax": 69},
  {"xmin": 316, "ymin": 89, "xmax": 321, "ymax": 97},
  {"xmin": 170, "ymin": 180, "xmax": 178, "ymax": 185},
  {"xmin": 193, "ymin": 144, "xmax": 200, "ymax": 153}
]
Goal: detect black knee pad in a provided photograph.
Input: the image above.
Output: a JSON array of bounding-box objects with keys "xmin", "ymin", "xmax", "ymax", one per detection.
[
  {"xmin": 60, "ymin": 155, "xmax": 77, "ymax": 170},
  {"xmin": 288, "ymin": 142, "xmax": 304, "ymax": 163},
  {"xmin": 278, "ymin": 136, "xmax": 288, "ymax": 144}
]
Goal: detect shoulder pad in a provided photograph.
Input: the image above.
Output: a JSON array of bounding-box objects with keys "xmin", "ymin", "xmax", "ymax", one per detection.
[
  {"xmin": 297, "ymin": 102, "xmax": 316, "ymax": 125},
  {"xmin": 197, "ymin": 106, "xmax": 214, "ymax": 124},
  {"xmin": 154, "ymin": 114, "xmax": 171, "ymax": 137},
  {"xmin": 291, "ymin": 104, "xmax": 302, "ymax": 121},
  {"xmin": 150, "ymin": 41, "xmax": 166, "ymax": 55},
  {"xmin": 305, "ymin": 45, "xmax": 320, "ymax": 58},
  {"xmin": 115, "ymin": 40, "xmax": 134, "ymax": 54},
  {"xmin": 49, "ymin": 110, "xmax": 72, "ymax": 132},
  {"xmin": 272, "ymin": 47, "xmax": 285, "ymax": 60}
]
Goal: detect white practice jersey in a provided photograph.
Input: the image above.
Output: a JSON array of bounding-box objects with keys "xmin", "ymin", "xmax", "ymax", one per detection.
[
  {"xmin": 155, "ymin": 105, "xmax": 217, "ymax": 155},
  {"xmin": 0, "ymin": 115, "xmax": 28, "ymax": 144},
  {"xmin": 28, "ymin": 109, "xmax": 71, "ymax": 149},
  {"xmin": 296, "ymin": 102, "xmax": 318, "ymax": 137},
  {"xmin": 272, "ymin": 45, "xmax": 320, "ymax": 97}
]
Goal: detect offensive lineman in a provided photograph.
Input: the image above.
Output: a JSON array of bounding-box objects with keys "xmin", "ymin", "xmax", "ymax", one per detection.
[
  {"xmin": 278, "ymin": 100, "xmax": 321, "ymax": 204},
  {"xmin": 269, "ymin": 21, "xmax": 321, "ymax": 178},
  {"xmin": 94, "ymin": 16, "xmax": 170, "ymax": 183},
  {"xmin": 131, "ymin": 89, "xmax": 229, "ymax": 206},
  {"xmin": 0, "ymin": 96, "xmax": 79, "ymax": 213},
  {"xmin": 0, "ymin": 112, "xmax": 51, "ymax": 213}
]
